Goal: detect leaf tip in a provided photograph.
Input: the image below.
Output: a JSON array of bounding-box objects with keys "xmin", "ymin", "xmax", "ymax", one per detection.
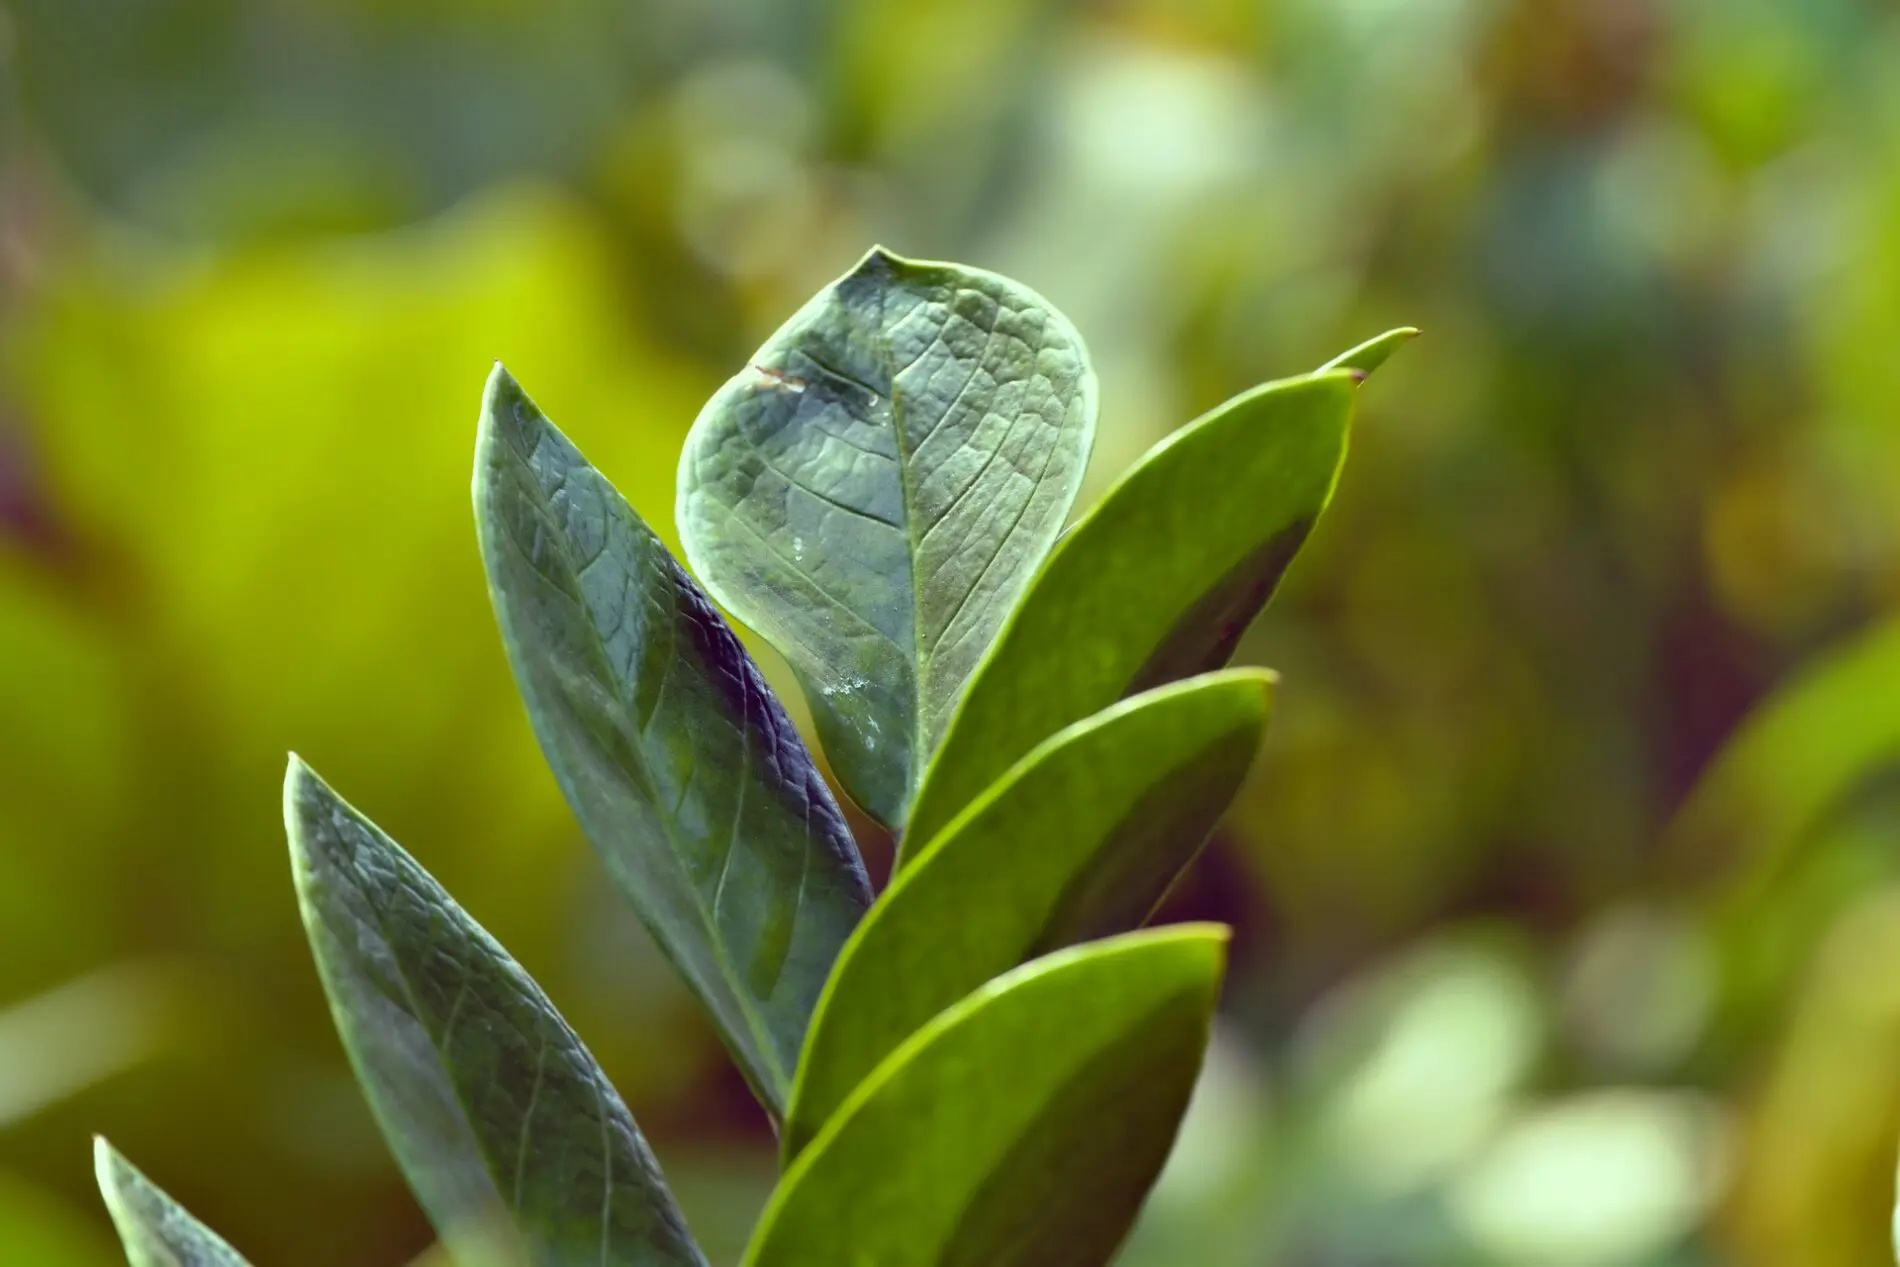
[
  {"xmin": 1237, "ymin": 665, "xmax": 1280, "ymax": 709},
  {"xmin": 282, "ymin": 754, "xmax": 343, "ymax": 890},
  {"xmin": 852, "ymin": 243, "xmax": 931, "ymax": 286},
  {"xmin": 479, "ymin": 360, "xmax": 538, "ymax": 437},
  {"xmin": 483, "ymin": 358, "xmax": 519, "ymax": 400},
  {"xmin": 1326, "ymin": 325, "xmax": 1421, "ymax": 378},
  {"xmin": 92, "ymin": 1133, "xmax": 119, "ymax": 1181},
  {"xmin": 92, "ymin": 1135, "xmax": 139, "ymax": 1219},
  {"xmin": 282, "ymin": 750, "xmax": 315, "ymax": 810}
]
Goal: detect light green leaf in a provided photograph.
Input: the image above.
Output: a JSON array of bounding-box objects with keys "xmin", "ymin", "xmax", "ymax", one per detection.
[
  {"xmin": 783, "ymin": 669, "xmax": 1271, "ymax": 1159},
  {"xmin": 474, "ymin": 366, "xmax": 873, "ymax": 1118},
  {"xmin": 902, "ymin": 358, "xmax": 1386, "ymax": 859},
  {"xmin": 1320, "ymin": 326, "xmax": 1420, "ymax": 375},
  {"xmin": 93, "ymin": 1138, "xmax": 249, "ymax": 1267},
  {"xmin": 744, "ymin": 926, "xmax": 1227, "ymax": 1267},
  {"xmin": 676, "ymin": 247, "xmax": 1098, "ymax": 825},
  {"xmin": 284, "ymin": 758, "xmax": 707, "ymax": 1267}
]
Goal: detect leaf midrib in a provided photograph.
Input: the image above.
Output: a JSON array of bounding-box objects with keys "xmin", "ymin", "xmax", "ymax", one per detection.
[{"xmin": 873, "ymin": 282, "xmax": 931, "ymax": 808}]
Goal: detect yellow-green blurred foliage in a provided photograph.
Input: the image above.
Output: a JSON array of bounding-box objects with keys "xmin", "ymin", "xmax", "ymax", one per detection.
[{"xmin": 4, "ymin": 0, "xmax": 1900, "ymax": 1263}]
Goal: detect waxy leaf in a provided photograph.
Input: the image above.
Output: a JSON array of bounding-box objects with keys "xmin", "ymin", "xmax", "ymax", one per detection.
[
  {"xmin": 285, "ymin": 758, "xmax": 707, "ymax": 1267},
  {"xmin": 475, "ymin": 366, "xmax": 873, "ymax": 1117},
  {"xmin": 783, "ymin": 669, "xmax": 1271, "ymax": 1158},
  {"xmin": 677, "ymin": 247, "xmax": 1098, "ymax": 825},
  {"xmin": 95, "ymin": 1138, "xmax": 250, "ymax": 1267},
  {"xmin": 744, "ymin": 926, "xmax": 1226, "ymax": 1267},
  {"xmin": 903, "ymin": 360, "xmax": 1387, "ymax": 858}
]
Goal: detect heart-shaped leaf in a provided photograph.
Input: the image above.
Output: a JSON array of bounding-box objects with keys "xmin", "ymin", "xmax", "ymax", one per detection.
[
  {"xmin": 903, "ymin": 341, "xmax": 1408, "ymax": 857},
  {"xmin": 744, "ymin": 926, "xmax": 1227, "ymax": 1267},
  {"xmin": 285, "ymin": 758, "xmax": 708, "ymax": 1267},
  {"xmin": 782, "ymin": 669, "xmax": 1271, "ymax": 1159},
  {"xmin": 94, "ymin": 1138, "xmax": 250, "ymax": 1267},
  {"xmin": 475, "ymin": 366, "xmax": 873, "ymax": 1117},
  {"xmin": 676, "ymin": 248, "xmax": 1098, "ymax": 826}
]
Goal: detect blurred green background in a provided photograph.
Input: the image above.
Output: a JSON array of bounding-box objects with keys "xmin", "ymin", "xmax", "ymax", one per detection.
[{"xmin": 4, "ymin": 0, "xmax": 1900, "ymax": 1263}]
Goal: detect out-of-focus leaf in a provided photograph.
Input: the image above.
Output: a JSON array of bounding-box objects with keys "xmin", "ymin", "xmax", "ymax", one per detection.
[
  {"xmin": 1319, "ymin": 327, "xmax": 1420, "ymax": 375},
  {"xmin": 3, "ymin": 190, "xmax": 720, "ymax": 1263},
  {"xmin": 677, "ymin": 247, "xmax": 1097, "ymax": 826},
  {"xmin": 285, "ymin": 758, "xmax": 707, "ymax": 1267},
  {"xmin": 903, "ymin": 367, "xmax": 1370, "ymax": 857},
  {"xmin": 1674, "ymin": 617, "xmax": 1900, "ymax": 897},
  {"xmin": 783, "ymin": 670, "xmax": 1271, "ymax": 1159},
  {"xmin": 0, "ymin": 963, "xmax": 183, "ymax": 1130},
  {"xmin": 94, "ymin": 1138, "xmax": 250, "ymax": 1267},
  {"xmin": 475, "ymin": 366, "xmax": 872, "ymax": 1118},
  {"xmin": 0, "ymin": 1168, "xmax": 119, "ymax": 1267},
  {"xmin": 743, "ymin": 926, "xmax": 1227, "ymax": 1267}
]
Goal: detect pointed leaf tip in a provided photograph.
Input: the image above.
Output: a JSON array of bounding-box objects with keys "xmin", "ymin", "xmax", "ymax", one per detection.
[
  {"xmin": 1320, "ymin": 326, "xmax": 1420, "ymax": 377},
  {"xmin": 903, "ymin": 370, "xmax": 1350, "ymax": 854},
  {"xmin": 95, "ymin": 1136, "xmax": 251, "ymax": 1266}
]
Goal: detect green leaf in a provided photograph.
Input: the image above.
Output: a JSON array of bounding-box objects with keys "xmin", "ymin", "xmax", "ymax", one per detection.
[
  {"xmin": 93, "ymin": 1138, "xmax": 250, "ymax": 1267},
  {"xmin": 903, "ymin": 362, "xmax": 1379, "ymax": 859},
  {"xmin": 743, "ymin": 926, "xmax": 1227, "ymax": 1267},
  {"xmin": 474, "ymin": 365, "xmax": 873, "ymax": 1118},
  {"xmin": 783, "ymin": 669, "xmax": 1272, "ymax": 1159},
  {"xmin": 1319, "ymin": 326, "xmax": 1419, "ymax": 375},
  {"xmin": 284, "ymin": 758, "xmax": 708, "ymax": 1267},
  {"xmin": 1673, "ymin": 616, "xmax": 1900, "ymax": 894},
  {"xmin": 676, "ymin": 247, "xmax": 1098, "ymax": 826}
]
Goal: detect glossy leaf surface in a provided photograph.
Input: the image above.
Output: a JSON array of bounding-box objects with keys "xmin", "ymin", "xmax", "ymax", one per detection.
[
  {"xmin": 745, "ymin": 926, "xmax": 1227, "ymax": 1267},
  {"xmin": 903, "ymin": 365, "xmax": 1372, "ymax": 856},
  {"xmin": 677, "ymin": 247, "xmax": 1097, "ymax": 825},
  {"xmin": 285, "ymin": 759, "xmax": 707, "ymax": 1267},
  {"xmin": 475, "ymin": 366, "xmax": 872, "ymax": 1116},
  {"xmin": 94, "ymin": 1139, "xmax": 250, "ymax": 1267},
  {"xmin": 783, "ymin": 669, "xmax": 1271, "ymax": 1158}
]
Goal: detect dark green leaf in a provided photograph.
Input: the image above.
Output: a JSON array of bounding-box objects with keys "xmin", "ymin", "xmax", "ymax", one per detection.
[
  {"xmin": 474, "ymin": 366, "xmax": 873, "ymax": 1117},
  {"xmin": 744, "ymin": 926, "xmax": 1227, "ymax": 1267},
  {"xmin": 676, "ymin": 247, "xmax": 1098, "ymax": 825},
  {"xmin": 284, "ymin": 758, "xmax": 707, "ymax": 1267},
  {"xmin": 902, "ymin": 360, "xmax": 1384, "ymax": 858},
  {"xmin": 94, "ymin": 1138, "xmax": 249, "ymax": 1267},
  {"xmin": 783, "ymin": 669, "xmax": 1271, "ymax": 1159}
]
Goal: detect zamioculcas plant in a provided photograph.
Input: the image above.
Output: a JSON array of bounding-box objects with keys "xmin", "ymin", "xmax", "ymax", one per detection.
[{"xmin": 92, "ymin": 248, "xmax": 1409, "ymax": 1266}]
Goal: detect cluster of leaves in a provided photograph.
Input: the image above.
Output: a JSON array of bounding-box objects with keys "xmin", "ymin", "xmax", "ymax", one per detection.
[{"xmin": 89, "ymin": 249, "xmax": 1408, "ymax": 1266}]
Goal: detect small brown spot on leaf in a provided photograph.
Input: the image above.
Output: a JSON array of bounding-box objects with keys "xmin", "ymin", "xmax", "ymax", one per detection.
[{"xmin": 749, "ymin": 364, "xmax": 808, "ymax": 394}]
